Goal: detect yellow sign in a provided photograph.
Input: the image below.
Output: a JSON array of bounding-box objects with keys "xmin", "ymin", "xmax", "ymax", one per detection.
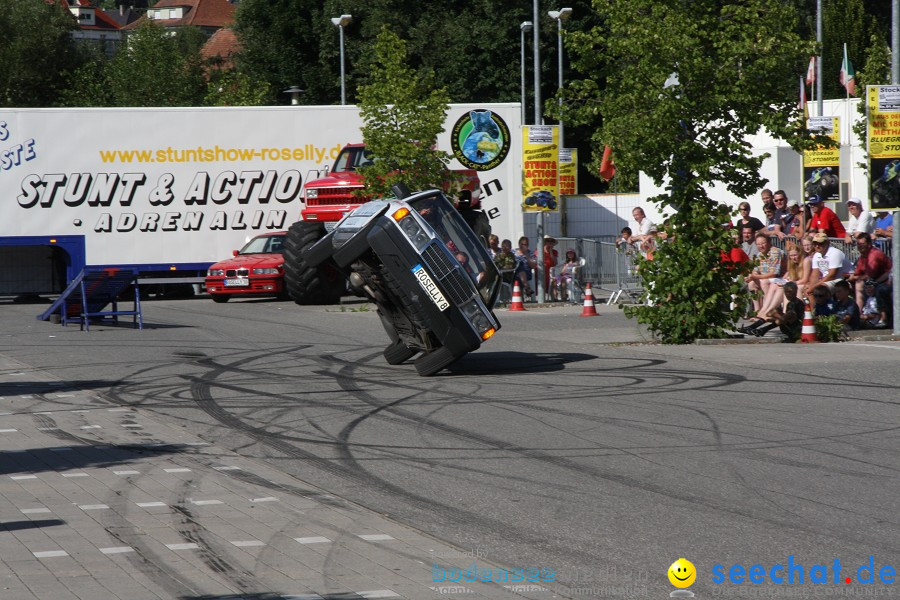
[
  {"xmin": 559, "ymin": 148, "xmax": 578, "ymax": 196},
  {"xmin": 802, "ymin": 116, "xmax": 840, "ymax": 201},
  {"xmin": 521, "ymin": 126, "xmax": 559, "ymax": 212},
  {"xmin": 867, "ymin": 85, "xmax": 900, "ymax": 210}
]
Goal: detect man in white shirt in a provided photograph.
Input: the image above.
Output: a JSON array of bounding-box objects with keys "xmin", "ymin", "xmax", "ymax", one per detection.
[
  {"xmin": 808, "ymin": 232, "xmax": 853, "ymax": 302},
  {"xmin": 631, "ymin": 206, "xmax": 654, "ymax": 243},
  {"xmin": 844, "ymin": 197, "xmax": 875, "ymax": 243}
]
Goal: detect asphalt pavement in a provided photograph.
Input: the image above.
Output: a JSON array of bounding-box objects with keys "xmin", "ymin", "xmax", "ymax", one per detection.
[{"xmin": 1, "ymin": 296, "xmax": 899, "ymax": 600}]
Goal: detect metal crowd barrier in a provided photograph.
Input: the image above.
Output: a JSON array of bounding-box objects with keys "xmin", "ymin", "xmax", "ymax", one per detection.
[{"xmin": 528, "ymin": 232, "xmax": 892, "ymax": 306}]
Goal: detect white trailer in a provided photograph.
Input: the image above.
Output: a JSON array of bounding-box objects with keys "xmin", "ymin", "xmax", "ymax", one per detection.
[{"xmin": 0, "ymin": 104, "xmax": 522, "ymax": 296}]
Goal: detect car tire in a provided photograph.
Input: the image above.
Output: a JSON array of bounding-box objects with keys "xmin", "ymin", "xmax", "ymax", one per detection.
[
  {"xmin": 414, "ymin": 346, "xmax": 458, "ymax": 376},
  {"xmin": 211, "ymin": 295, "xmax": 229, "ymax": 303},
  {"xmin": 383, "ymin": 340, "xmax": 417, "ymax": 365},
  {"xmin": 283, "ymin": 221, "xmax": 345, "ymax": 305}
]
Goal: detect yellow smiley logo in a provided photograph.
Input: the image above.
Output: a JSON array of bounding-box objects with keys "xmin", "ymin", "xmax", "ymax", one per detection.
[{"xmin": 668, "ymin": 558, "xmax": 697, "ymax": 588}]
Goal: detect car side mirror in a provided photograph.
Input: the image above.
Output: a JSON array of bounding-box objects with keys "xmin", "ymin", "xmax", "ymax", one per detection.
[
  {"xmin": 232, "ymin": 250, "xmax": 239, "ymax": 256},
  {"xmin": 323, "ymin": 165, "xmax": 330, "ymax": 176},
  {"xmin": 457, "ymin": 189, "xmax": 472, "ymax": 210}
]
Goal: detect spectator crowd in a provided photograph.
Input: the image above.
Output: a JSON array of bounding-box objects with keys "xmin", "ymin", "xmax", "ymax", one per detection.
[{"xmin": 614, "ymin": 189, "xmax": 894, "ymax": 341}]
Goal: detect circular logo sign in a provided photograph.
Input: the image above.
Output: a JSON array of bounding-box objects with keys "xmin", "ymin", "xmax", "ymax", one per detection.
[{"xmin": 450, "ymin": 110, "xmax": 511, "ymax": 171}]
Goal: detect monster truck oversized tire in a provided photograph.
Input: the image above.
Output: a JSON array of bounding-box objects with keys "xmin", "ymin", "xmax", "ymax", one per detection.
[
  {"xmin": 383, "ymin": 341, "xmax": 417, "ymax": 365},
  {"xmin": 283, "ymin": 221, "xmax": 345, "ymax": 305}
]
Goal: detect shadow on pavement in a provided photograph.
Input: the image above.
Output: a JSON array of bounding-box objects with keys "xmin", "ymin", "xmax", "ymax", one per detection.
[
  {"xmin": 0, "ymin": 443, "xmax": 194, "ymax": 476},
  {"xmin": 182, "ymin": 595, "xmax": 372, "ymax": 600},
  {"xmin": 0, "ymin": 380, "xmax": 116, "ymax": 397},
  {"xmin": 445, "ymin": 351, "xmax": 596, "ymax": 375},
  {"xmin": 1, "ymin": 519, "xmax": 66, "ymax": 532}
]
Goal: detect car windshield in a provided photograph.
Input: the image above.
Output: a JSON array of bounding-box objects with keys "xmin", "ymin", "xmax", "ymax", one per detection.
[
  {"xmin": 409, "ymin": 193, "xmax": 500, "ymax": 306},
  {"xmin": 332, "ymin": 147, "xmax": 375, "ymax": 173},
  {"xmin": 239, "ymin": 235, "xmax": 285, "ymax": 255}
]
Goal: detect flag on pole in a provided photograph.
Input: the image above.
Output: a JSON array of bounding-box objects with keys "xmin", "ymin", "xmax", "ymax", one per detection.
[
  {"xmin": 840, "ymin": 43, "xmax": 856, "ymax": 96},
  {"xmin": 805, "ymin": 56, "xmax": 816, "ymax": 86},
  {"xmin": 599, "ymin": 145, "xmax": 616, "ymax": 181},
  {"xmin": 799, "ymin": 77, "xmax": 809, "ymax": 121}
]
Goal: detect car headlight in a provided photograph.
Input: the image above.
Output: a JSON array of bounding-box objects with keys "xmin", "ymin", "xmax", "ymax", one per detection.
[
  {"xmin": 398, "ymin": 215, "xmax": 431, "ymax": 250},
  {"xmin": 461, "ymin": 299, "xmax": 492, "ymax": 336},
  {"xmin": 207, "ymin": 269, "xmax": 225, "ymax": 277},
  {"xmin": 305, "ymin": 189, "xmax": 318, "ymax": 199},
  {"xmin": 252, "ymin": 267, "xmax": 280, "ymax": 275}
]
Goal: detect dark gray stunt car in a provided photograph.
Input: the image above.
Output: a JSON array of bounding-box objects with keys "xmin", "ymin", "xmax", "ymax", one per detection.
[{"xmin": 302, "ymin": 188, "xmax": 501, "ymax": 376}]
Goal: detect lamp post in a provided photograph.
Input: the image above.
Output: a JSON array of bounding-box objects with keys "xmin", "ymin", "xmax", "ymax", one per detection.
[
  {"xmin": 331, "ymin": 14, "xmax": 352, "ymax": 105},
  {"xmin": 520, "ymin": 21, "xmax": 533, "ymax": 125},
  {"xmin": 283, "ymin": 86, "xmax": 304, "ymax": 106},
  {"xmin": 548, "ymin": 8, "xmax": 572, "ymax": 147}
]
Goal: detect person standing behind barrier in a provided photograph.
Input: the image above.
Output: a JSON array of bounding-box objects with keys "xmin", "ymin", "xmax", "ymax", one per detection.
[
  {"xmin": 763, "ymin": 202, "xmax": 783, "ymax": 238},
  {"xmin": 771, "ymin": 190, "xmax": 791, "ymax": 233},
  {"xmin": 631, "ymin": 207, "xmax": 655, "ymax": 243},
  {"xmin": 806, "ymin": 194, "xmax": 846, "ymax": 239},
  {"xmin": 640, "ymin": 226, "xmax": 659, "ymax": 260},
  {"xmin": 514, "ymin": 236, "xmax": 537, "ymax": 298},
  {"xmin": 541, "ymin": 235, "xmax": 559, "ymax": 294},
  {"xmin": 487, "ymin": 234, "xmax": 500, "ymax": 259},
  {"xmin": 844, "ymin": 198, "xmax": 874, "ymax": 244},
  {"xmin": 734, "ymin": 201, "xmax": 764, "ymax": 234},
  {"xmin": 617, "ymin": 227, "xmax": 635, "ymax": 253},
  {"xmin": 782, "ymin": 198, "xmax": 804, "ymax": 238}
]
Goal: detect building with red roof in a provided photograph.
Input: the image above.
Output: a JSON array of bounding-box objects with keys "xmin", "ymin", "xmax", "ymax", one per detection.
[{"xmin": 124, "ymin": 0, "xmax": 236, "ymax": 36}]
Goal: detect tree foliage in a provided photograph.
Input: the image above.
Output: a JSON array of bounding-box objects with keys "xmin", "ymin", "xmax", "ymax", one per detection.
[
  {"xmin": 0, "ymin": 0, "xmax": 82, "ymax": 107},
  {"xmin": 355, "ymin": 27, "xmax": 452, "ymax": 198},
  {"xmin": 568, "ymin": 0, "xmax": 816, "ymax": 343},
  {"xmin": 61, "ymin": 22, "xmax": 207, "ymax": 107}
]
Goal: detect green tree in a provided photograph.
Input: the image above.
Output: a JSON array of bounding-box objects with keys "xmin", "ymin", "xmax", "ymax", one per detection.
[
  {"xmin": 822, "ymin": 0, "xmax": 872, "ymax": 99},
  {"xmin": 205, "ymin": 70, "xmax": 272, "ymax": 106},
  {"xmin": 567, "ymin": 0, "xmax": 818, "ymax": 343},
  {"xmin": 62, "ymin": 22, "xmax": 207, "ymax": 107},
  {"xmin": 356, "ymin": 27, "xmax": 452, "ymax": 198},
  {"xmin": 0, "ymin": 0, "xmax": 83, "ymax": 107}
]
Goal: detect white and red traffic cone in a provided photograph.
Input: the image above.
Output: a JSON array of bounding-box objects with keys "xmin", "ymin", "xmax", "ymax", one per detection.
[
  {"xmin": 800, "ymin": 299, "xmax": 817, "ymax": 343},
  {"xmin": 509, "ymin": 281, "xmax": 526, "ymax": 311},
  {"xmin": 580, "ymin": 282, "xmax": 598, "ymax": 317}
]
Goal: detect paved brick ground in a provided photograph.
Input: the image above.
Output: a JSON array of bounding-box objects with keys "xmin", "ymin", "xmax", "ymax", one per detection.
[{"xmin": 0, "ymin": 354, "xmax": 553, "ymax": 600}]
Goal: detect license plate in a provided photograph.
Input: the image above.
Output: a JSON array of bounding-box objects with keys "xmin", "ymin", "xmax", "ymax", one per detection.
[
  {"xmin": 224, "ymin": 278, "xmax": 249, "ymax": 287},
  {"xmin": 412, "ymin": 264, "xmax": 449, "ymax": 311}
]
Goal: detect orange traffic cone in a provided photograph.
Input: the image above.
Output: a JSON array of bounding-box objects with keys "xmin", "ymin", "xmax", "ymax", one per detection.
[
  {"xmin": 509, "ymin": 281, "xmax": 526, "ymax": 311},
  {"xmin": 800, "ymin": 299, "xmax": 817, "ymax": 343},
  {"xmin": 580, "ymin": 282, "xmax": 598, "ymax": 317}
]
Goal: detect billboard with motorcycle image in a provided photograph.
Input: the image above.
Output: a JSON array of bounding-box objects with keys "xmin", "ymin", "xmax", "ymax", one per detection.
[
  {"xmin": 867, "ymin": 85, "xmax": 900, "ymax": 211},
  {"xmin": 802, "ymin": 116, "xmax": 840, "ymax": 202}
]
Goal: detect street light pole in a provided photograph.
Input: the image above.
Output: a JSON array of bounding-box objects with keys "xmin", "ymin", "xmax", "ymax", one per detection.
[
  {"xmin": 520, "ymin": 21, "xmax": 533, "ymax": 125},
  {"xmin": 548, "ymin": 8, "xmax": 572, "ymax": 148},
  {"xmin": 533, "ymin": 0, "xmax": 541, "ymax": 125},
  {"xmin": 331, "ymin": 14, "xmax": 352, "ymax": 105}
]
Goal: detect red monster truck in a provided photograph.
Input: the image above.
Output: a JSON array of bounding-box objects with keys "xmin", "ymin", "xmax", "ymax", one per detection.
[{"xmin": 283, "ymin": 144, "xmax": 488, "ymax": 305}]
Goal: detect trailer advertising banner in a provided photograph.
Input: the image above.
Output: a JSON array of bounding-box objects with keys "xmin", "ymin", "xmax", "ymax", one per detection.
[
  {"xmin": 0, "ymin": 104, "xmax": 522, "ymax": 273},
  {"xmin": 802, "ymin": 116, "xmax": 840, "ymax": 202},
  {"xmin": 521, "ymin": 125, "xmax": 559, "ymax": 213},
  {"xmin": 867, "ymin": 85, "xmax": 900, "ymax": 210}
]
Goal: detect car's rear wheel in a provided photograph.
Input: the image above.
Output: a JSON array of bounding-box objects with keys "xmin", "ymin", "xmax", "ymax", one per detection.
[
  {"xmin": 283, "ymin": 221, "xmax": 345, "ymax": 305},
  {"xmin": 211, "ymin": 295, "xmax": 229, "ymax": 303},
  {"xmin": 383, "ymin": 340, "xmax": 417, "ymax": 365}
]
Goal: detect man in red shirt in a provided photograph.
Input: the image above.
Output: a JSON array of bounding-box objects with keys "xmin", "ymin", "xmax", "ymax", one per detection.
[
  {"xmin": 806, "ymin": 194, "xmax": 846, "ymax": 238},
  {"xmin": 849, "ymin": 232, "xmax": 892, "ymax": 311}
]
